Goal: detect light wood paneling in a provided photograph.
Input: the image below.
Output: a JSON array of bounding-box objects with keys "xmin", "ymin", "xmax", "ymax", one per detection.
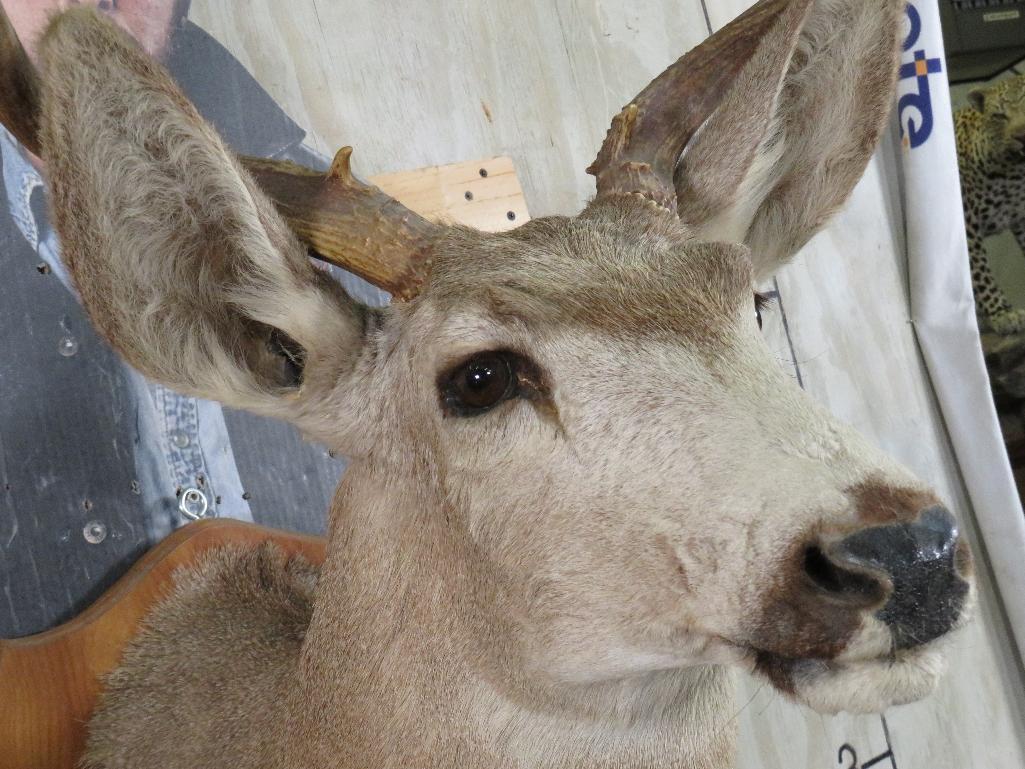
[
  {"xmin": 188, "ymin": 1, "xmax": 1025, "ymax": 766},
  {"xmin": 189, "ymin": 0, "xmax": 709, "ymax": 214}
]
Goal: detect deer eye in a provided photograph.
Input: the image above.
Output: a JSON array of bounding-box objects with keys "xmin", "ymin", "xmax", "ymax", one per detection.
[{"xmin": 440, "ymin": 352, "xmax": 518, "ymax": 417}]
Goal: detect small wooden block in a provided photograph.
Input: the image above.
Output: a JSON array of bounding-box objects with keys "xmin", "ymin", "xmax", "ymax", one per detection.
[{"xmin": 370, "ymin": 156, "xmax": 530, "ymax": 231}]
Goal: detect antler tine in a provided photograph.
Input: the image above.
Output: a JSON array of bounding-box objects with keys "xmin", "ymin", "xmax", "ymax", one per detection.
[
  {"xmin": 0, "ymin": 4, "xmax": 442, "ymax": 301},
  {"xmin": 587, "ymin": 0, "xmax": 796, "ymax": 212}
]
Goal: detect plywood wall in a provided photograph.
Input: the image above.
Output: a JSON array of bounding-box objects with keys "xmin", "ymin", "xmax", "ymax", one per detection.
[{"xmin": 189, "ymin": 1, "xmax": 1025, "ymax": 766}]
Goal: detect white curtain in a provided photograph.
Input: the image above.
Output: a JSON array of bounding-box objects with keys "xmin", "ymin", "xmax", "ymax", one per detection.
[{"xmin": 900, "ymin": 0, "xmax": 1025, "ymax": 661}]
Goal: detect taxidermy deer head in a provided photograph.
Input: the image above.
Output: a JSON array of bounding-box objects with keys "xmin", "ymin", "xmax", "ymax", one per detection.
[{"xmin": 0, "ymin": 0, "xmax": 974, "ymax": 767}]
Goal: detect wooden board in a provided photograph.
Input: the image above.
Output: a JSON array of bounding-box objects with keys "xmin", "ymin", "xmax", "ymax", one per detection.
[
  {"xmin": 371, "ymin": 155, "xmax": 529, "ymax": 230},
  {"xmin": 187, "ymin": 0, "xmax": 711, "ymax": 217},
  {"xmin": 0, "ymin": 520, "xmax": 325, "ymax": 769}
]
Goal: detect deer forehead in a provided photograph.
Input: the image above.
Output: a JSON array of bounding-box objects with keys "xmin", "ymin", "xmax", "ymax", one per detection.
[{"xmin": 410, "ymin": 204, "xmax": 755, "ymax": 354}]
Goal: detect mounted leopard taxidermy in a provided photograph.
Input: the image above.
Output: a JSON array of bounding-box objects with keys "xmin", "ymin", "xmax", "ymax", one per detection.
[
  {"xmin": 957, "ymin": 74, "xmax": 1025, "ymax": 334},
  {"xmin": 0, "ymin": 1, "xmax": 975, "ymax": 768}
]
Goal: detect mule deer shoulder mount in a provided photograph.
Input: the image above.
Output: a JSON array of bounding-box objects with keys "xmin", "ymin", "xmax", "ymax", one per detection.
[{"xmin": 0, "ymin": 2, "xmax": 974, "ymax": 768}]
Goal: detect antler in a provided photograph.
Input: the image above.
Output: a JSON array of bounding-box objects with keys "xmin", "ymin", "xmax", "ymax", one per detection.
[
  {"xmin": 241, "ymin": 149, "xmax": 440, "ymax": 300},
  {"xmin": 587, "ymin": 0, "xmax": 801, "ymax": 212},
  {"xmin": 0, "ymin": 7, "xmax": 441, "ymax": 301}
]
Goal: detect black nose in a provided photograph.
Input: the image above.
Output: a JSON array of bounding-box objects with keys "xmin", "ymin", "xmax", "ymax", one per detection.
[{"xmin": 803, "ymin": 506, "xmax": 970, "ymax": 649}]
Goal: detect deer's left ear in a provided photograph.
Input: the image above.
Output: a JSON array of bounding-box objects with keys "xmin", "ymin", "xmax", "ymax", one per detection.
[
  {"xmin": 35, "ymin": 9, "xmax": 367, "ymax": 428},
  {"xmin": 674, "ymin": 0, "xmax": 905, "ymax": 281}
]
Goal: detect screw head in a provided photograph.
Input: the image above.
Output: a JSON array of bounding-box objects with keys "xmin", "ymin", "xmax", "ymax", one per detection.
[
  {"xmin": 83, "ymin": 520, "xmax": 107, "ymax": 544},
  {"xmin": 58, "ymin": 336, "xmax": 79, "ymax": 357}
]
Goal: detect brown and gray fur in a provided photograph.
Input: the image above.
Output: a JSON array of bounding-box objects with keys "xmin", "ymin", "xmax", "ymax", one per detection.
[{"xmin": 19, "ymin": 2, "xmax": 973, "ymax": 768}]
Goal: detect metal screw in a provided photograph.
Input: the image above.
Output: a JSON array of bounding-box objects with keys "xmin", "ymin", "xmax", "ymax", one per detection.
[
  {"xmin": 506, "ymin": 211, "xmax": 516, "ymax": 221},
  {"xmin": 83, "ymin": 520, "xmax": 107, "ymax": 544},
  {"xmin": 179, "ymin": 487, "xmax": 209, "ymax": 520},
  {"xmin": 170, "ymin": 429, "xmax": 190, "ymax": 449},
  {"xmin": 464, "ymin": 190, "xmax": 474, "ymax": 201},
  {"xmin": 58, "ymin": 336, "xmax": 78, "ymax": 357},
  {"xmin": 478, "ymin": 168, "xmax": 488, "ymax": 178}
]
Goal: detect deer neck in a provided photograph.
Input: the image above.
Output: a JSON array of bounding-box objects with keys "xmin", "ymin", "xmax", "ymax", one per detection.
[{"xmin": 283, "ymin": 464, "xmax": 737, "ymax": 769}]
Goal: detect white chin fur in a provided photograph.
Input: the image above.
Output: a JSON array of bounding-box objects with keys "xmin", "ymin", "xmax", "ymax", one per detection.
[{"xmin": 788, "ymin": 647, "xmax": 947, "ymax": 714}]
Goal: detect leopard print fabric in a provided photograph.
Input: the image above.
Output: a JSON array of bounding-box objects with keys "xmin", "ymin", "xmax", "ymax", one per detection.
[{"xmin": 956, "ymin": 75, "xmax": 1025, "ymax": 335}]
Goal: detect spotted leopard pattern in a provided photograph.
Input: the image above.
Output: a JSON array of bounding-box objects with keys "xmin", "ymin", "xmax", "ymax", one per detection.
[{"xmin": 956, "ymin": 76, "xmax": 1025, "ymax": 335}]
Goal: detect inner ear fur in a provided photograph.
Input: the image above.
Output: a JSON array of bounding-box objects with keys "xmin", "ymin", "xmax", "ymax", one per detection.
[
  {"xmin": 38, "ymin": 9, "xmax": 364, "ymax": 420},
  {"xmin": 675, "ymin": 0, "xmax": 904, "ymax": 282}
]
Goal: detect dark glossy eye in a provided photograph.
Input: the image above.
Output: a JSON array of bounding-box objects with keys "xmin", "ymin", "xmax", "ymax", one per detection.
[{"xmin": 441, "ymin": 352, "xmax": 517, "ymax": 416}]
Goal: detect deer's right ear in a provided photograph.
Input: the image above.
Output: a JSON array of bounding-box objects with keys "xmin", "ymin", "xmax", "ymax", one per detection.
[
  {"xmin": 33, "ymin": 10, "xmax": 375, "ymax": 426},
  {"xmin": 588, "ymin": 0, "xmax": 905, "ymax": 284},
  {"xmin": 675, "ymin": 0, "xmax": 905, "ymax": 281}
]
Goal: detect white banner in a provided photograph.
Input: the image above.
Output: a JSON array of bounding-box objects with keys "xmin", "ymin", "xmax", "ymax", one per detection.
[{"xmin": 898, "ymin": 0, "xmax": 1025, "ymax": 662}]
